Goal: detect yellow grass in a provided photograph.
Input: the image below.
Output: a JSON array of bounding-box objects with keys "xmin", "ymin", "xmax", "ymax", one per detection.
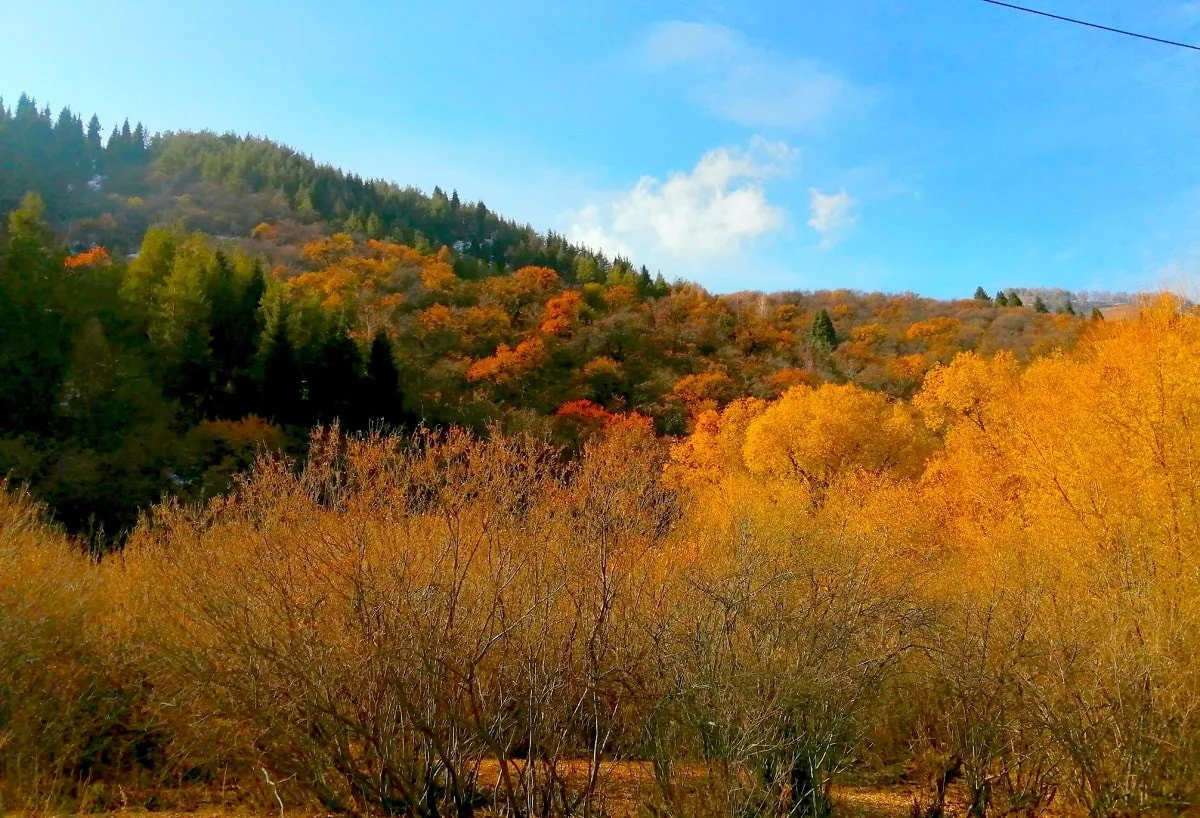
[{"xmin": 46, "ymin": 763, "xmax": 951, "ymax": 818}]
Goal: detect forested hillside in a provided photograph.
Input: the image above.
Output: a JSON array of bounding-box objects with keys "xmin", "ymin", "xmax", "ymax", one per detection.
[
  {"xmin": 1, "ymin": 93, "xmax": 1093, "ymax": 539},
  {"xmin": 9, "ymin": 89, "xmax": 1200, "ymax": 818}
]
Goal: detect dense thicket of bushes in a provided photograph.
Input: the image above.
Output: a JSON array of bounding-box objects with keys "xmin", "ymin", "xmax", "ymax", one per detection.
[{"xmin": 3, "ymin": 300, "xmax": 1200, "ymax": 817}]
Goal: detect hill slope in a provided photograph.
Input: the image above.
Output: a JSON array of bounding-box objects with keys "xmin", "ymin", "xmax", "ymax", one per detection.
[{"xmin": 0, "ymin": 93, "xmax": 1095, "ymax": 540}]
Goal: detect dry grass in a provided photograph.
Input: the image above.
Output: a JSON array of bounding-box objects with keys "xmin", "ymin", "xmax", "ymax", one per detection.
[{"xmin": 16, "ymin": 764, "xmax": 940, "ymax": 818}]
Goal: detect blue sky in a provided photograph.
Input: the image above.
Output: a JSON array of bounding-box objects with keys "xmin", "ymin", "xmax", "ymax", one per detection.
[{"xmin": 4, "ymin": 0, "xmax": 1200, "ymax": 297}]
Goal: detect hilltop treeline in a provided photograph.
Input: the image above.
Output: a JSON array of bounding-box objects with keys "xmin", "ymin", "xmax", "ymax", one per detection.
[{"xmin": 0, "ymin": 92, "xmax": 629, "ymax": 283}]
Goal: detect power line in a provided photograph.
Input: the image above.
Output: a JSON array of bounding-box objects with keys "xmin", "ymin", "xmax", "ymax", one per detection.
[{"xmin": 978, "ymin": 0, "xmax": 1200, "ymax": 52}]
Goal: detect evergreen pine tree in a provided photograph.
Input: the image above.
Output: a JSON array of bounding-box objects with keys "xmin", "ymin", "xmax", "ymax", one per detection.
[
  {"xmin": 207, "ymin": 251, "xmax": 260, "ymax": 413},
  {"xmin": 117, "ymin": 119, "xmax": 134, "ymax": 164},
  {"xmin": 207, "ymin": 252, "xmax": 238, "ymax": 350},
  {"xmin": 974, "ymin": 286, "xmax": 990, "ymax": 302},
  {"xmin": 1034, "ymin": 296, "xmax": 1048, "ymax": 313},
  {"xmin": 261, "ymin": 318, "xmax": 301, "ymax": 425},
  {"xmin": 638, "ymin": 266, "xmax": 653, "ymax": 295},
  {"xmin": 303, "ymin": 327, "xmax": 364, "ymax": 427},
  {"xmin": 364, "ymin": 330, "xmax": 403, "ymax": 426},
  {"xmin": 85, "ymin": 114, "xmax": 103, "ymax": 172},
  {"xmin": 811, "ymin": 309, "xmax": 838, "ymax": 351},
  {"xmin": 995, "ymin": 291, "xmax": 1009, "ymax": 307}
]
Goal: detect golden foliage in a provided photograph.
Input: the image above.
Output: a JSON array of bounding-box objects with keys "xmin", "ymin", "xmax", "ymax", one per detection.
[
  {"xmin": 741, "ymin": 383, "xmax": 930, "ymax": 489},
  {"xmin": 420, "ymin": 260, "xmax": 458, "ymax": 294},
  {"xmin": 603, "ymin": 284, "xmax": 637, "ymax": 309},
  {"xmin": 465, "ymin": 337, "xmax": 547, "ymax": 383},
  {"xmin": 63, "ymin": 245, "xmax": 110, "ymax": 268},
  {"xmin": 905, "ymin": 315, "xmax": 962, "ymax": 341},
  {"xmin": 539, "ymin": 290, "xmax": 583, "ymax": 336},
  {"xmin": 664, "ymin": 397, "xmax": 767, "ymax": 487},
  {"xmin": 250, "ymin": 221, "xmax": 277, "ymax": 242},
  {"xmin": 301, "ymin": 231, "xmax": 355, "ymax": 264},
  {"xmin": 671, "ymin": 369, "xmax": 736, "ymax": 414},
  {"xmin": 194, "ymin": 415, "xmax": 284, "ymax": 451}
]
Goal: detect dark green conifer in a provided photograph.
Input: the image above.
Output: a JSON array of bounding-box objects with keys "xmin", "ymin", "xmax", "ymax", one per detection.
[{"xmin": 811, "ymin": 308, "xmax": 838, "ymax": 351}]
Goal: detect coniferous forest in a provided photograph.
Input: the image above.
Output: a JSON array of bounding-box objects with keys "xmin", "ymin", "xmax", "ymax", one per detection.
[{"xmin": 4, "ymin": 94, "xmax": 1200, "ymax": 818}]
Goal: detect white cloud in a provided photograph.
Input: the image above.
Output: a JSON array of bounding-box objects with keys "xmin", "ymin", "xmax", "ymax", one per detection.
[
  {"xmin": 567, "ymin": 137, "xmax": 798, "ymax": 264},
  {"xmin": 641, "ymin": 20, "xmax": 872, "ymax": 130},
  {"xmin": 807, "ymin": 188, "xmax": 857, "ymax": 249}
]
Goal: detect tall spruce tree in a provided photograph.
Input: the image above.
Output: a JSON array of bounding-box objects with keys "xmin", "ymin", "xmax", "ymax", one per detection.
[
  {"xmin": 303, "ymin": 327, "xmax": 364, "ymax": 427},
  {"xmin": 260, "ymin": 318, "xmax": 302, "ymax": 425},
  {"xmin": 364, "ymin": 330, "xmax": 403, "ymax": 427},
  {"xmin": 811, "ymin": 309, "xmax": 838, "ymax": 351}
]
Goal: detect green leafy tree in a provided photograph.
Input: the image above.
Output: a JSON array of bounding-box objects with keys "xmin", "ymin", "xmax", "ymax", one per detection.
[
  {"xmin": 152, "ymin": 236, "xmax": 214, "ymax": 410},
  {"xmin": 0, "ymin": 193, "xmax": 69, "ymax": 434},
  {"xmin": 574, "ymin": 255, "xmax": 602, "ymax": 284},
  {"xmin": 122, "ymin": 227, "xmax": 177, "ymax": 320},
  {"xmin": 58, "ymin": 318, "xmax": 120, "ymax": 444}
]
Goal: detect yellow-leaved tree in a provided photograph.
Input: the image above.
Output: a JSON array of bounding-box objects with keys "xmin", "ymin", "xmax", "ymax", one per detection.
[{"xmin": 742, "ymin": 382, "xmax": 931, "ymax": 498}]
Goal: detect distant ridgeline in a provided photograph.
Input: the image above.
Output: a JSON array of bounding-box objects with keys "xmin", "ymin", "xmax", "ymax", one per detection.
[
  {"xmin": 0, "ymin": 92, "xmax": 667, "ymax": 293},
  {"xmin": 970, "ymin": 284, "xmax": 1134, "ymax": 314},
  {"xmin": 0, "ymin": 92, "xmax": 1096, "ymax": 542}
]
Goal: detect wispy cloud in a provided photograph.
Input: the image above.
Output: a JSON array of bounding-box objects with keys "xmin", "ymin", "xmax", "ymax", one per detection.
[
  {"xmin": 568, "ymin": 137, "xmax": 798, "ymax": 265},
  {"xmin": 1154, "ymin": 255, "xmax": 1200, "ymax": 299},
  {"xmin": 807, "ymin": 188, "xmax": 857, "ymax": 249},
  {"xmin": 641, "ymin": 20, "xmax": 873, "ymax": 130}
]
